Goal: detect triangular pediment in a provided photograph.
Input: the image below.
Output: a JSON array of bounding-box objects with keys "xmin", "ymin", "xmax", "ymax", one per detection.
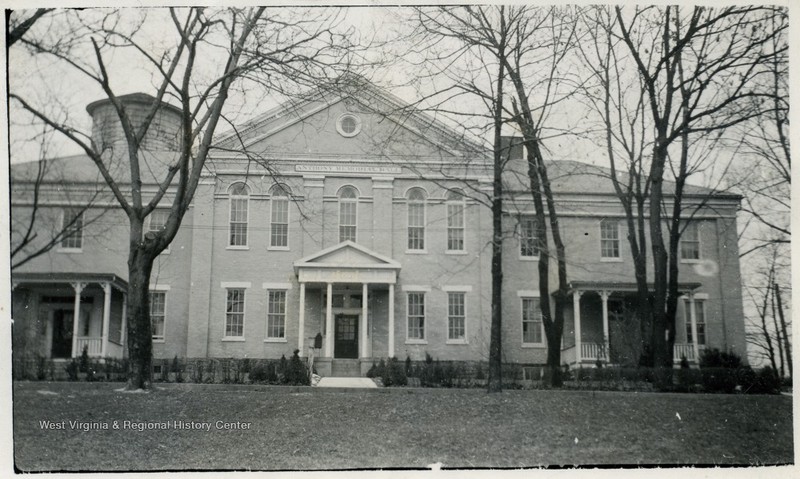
[
  {"xmin": 294, "ymin": 241, "xmax": 401, "ymax": 270},
  {"xmin": 213, "ymin": 76, "xmax": 488, "ymax": 162}
]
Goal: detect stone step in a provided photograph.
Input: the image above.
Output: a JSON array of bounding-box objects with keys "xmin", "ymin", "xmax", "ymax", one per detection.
[{"xmin": 330, "ymin": 360, "xmax": 361, "ymax": 377}]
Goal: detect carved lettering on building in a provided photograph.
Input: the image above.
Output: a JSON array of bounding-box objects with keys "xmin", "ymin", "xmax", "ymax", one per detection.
[{"xmin": 295, "ymin": 165, "xmax": 402, "ymax": 174}]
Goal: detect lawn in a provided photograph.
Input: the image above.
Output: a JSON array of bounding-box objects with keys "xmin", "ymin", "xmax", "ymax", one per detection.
[{"xmin": 12, "ymin": 381, "xmax": 793, "ymax": 471}]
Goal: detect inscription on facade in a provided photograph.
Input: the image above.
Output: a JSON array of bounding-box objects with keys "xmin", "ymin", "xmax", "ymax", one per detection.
[{"xmin": 296, "ymin": 165, "xmax": 402, "ymax": 174}]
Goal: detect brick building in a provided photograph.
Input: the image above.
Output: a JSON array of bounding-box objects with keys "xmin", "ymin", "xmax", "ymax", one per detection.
[{"xmin": 9, "ymin": 80, "xmax": 747, "ymax": 376}]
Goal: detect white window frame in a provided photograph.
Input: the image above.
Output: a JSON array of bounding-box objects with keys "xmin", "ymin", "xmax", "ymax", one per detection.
[
  {"xmin": 149, "ymin": 285, "xmax": 170, "ymax": 342},
  {"xmin": 680, "ymin": 221, "xmax": 701, "ymax": 262},
  {"xmin": 338, "ymin": 185, "xmax": 358, "ymax": 243},
  {"xmin": 269, "ymin": 185, "xmax": 290, "ymax": 250},
  {"xmin": 147, "ymin": 209, "xmax": 171, "ymax": 253},
  {"xmin": 405, "ymin": 291, "xmax": 427, "ymax": 344},
  {"xmin": 446, "ymin": 190, "xmax": 466, "ymax": 253},
  {"xmin": 519, "ymin": 216, "xmax": 539, "ymax": 260},
  {"xmin": 265, "ymin": 289, "xmax": 288, "ymax": 342},
  {"xmin": 221, "ymin": 282, "xmax": 250, "ymax": 341},
  {"xmin": 521, "ymin": 295, "xmax": 545, "ymax": 347},
  {"xmin": 228, "ymin": 183, "xmax": 249, "ymax": 249},
  {"xmin": 685, "ymin": 296, "xmax": 708, "ymax": 345},
  {"xmin": 446, "ymin": 291, "xmax": 468, "ymax": 344},
  {"xmin": 58, "ymin": 208, "xmax": 84, "ymax": 252},
  {"xmin": 600, "ymin": 219, "xmax": 621, "ymax": 261},
  {"xmin": 406, "ymin": 187, "xmax": 427, "ymax": 253}
]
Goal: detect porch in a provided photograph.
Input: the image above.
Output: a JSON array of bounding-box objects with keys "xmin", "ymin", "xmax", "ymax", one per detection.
[
  {"xmin": 563, "ymin": 281, "xmax": 705, "ymax": 368},
  {"xmin": 293, "ymin": 241, "xmax": 401, "ymax": 376},
  {"xmin": 11, "ymin": 272, "xmax": 128, "ymax": 360}
]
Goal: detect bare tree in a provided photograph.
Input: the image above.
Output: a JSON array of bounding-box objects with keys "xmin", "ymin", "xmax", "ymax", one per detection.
[
  {"xmin": 406, "ymin": 6, "xmax": 581, "ymax": 388},
  {"xmin": 578, "ymin": 5, "xmax": 785, "ymax": 382},
  {"xmin": 9, "ymin": 7, "xmax": 360, "ymax": 389}
]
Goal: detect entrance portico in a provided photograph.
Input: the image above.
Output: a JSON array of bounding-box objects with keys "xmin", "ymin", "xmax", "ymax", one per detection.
[{"xmin": 293, "ymin": 241, "xmax": 401, "ymax": 373}]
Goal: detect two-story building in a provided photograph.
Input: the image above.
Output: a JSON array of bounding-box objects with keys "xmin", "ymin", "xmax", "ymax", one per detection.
[{"xmin": 9, "ymin": 79, "xmax": 747, "ymax": 377}]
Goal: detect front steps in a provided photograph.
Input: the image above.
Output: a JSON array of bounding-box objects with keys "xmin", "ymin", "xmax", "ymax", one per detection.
[{"xmin": 330, "ymin": 359, "xmax": 361, "ymax": 377}]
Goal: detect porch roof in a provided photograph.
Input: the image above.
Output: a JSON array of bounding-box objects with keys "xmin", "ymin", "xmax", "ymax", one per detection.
[
  {"xmin": 12, "ymin": 272, "xmax": 128, "ymax": 292},
  {"xmin": 293, "ymin": 241, "xmax": 400, "ymax": 284},
  {"xmin": 568, "ymin": 280, "xmax": 702, "ymax": 294}
]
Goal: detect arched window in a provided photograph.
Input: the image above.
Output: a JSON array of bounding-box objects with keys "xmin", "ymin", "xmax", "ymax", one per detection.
[
  {"xmin": 446, "ymin": 189, "xmax": 465, "ymax": 252},
  {"xmin": 228, "ymin": 183, "xmax": 249, "ymax": 247},
  {"xmin": 406, "ymin": 188, "xmax": 427, "ymax": 251},
  {"xmin": 338, "ymin": 186, "xmax": 358, "ymax": 243},
  {"xmin": 269, "ymin": 184, "xmax": 291, "ymax": 248}
]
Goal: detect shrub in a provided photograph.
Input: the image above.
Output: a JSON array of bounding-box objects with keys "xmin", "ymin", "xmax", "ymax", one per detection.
[
  {"xmin": 475, "ymin": 362, "xmax": 485, "ymax": 380},
  {"xmin": 79, "ymin": 346, "xmax": 90, "ymax": 373},
  {"xmin": 35, "ymin": 355, "xmax": 48, "ymax": 380},
  {"xmin": 699, "ymin": 348, "xmax": 742, "ymax": 369},
  {"xmin": 64, "ymin": 359, "xmax": 79, "ymax": 381},
  {"xmin": 701, "ymin": 367, "xmax": 738, "ymax": 393},
  {"xmin": 366, "ymin": 362, "xmax": 377, "ymax": 378},
  {"xmin": 738, "ymin": 366, "xmax": 782, "ymax": 394},
  {"xmin": 284, "ymin": 349, "xmax": 310, "ymax": 386},
  {"xmin": 191, "ymin": 360, "xmax": 205, "ymax": 383},
  {"xmin": 383, "ymin": 357, "xmax": 407, "ymax": 387},
  {"xmin": 405, "ymin": 355, "xmax": 412, "ymax": 376},
  {"xmin": 249, "ymin": 364, "xmax": 270, "ymax": 383}
]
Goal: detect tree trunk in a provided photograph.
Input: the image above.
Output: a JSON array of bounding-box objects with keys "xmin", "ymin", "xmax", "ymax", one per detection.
[
  {"xmin": 771, "ymin": 280, "xmax": 784, "ymax": 378},
  {"xmin": 487, "ymin": 32, "xmax": 506, "ymax": 394},
  {"xmin": 126, "ymin": 242, "xmax": 155, "ymax": 390},
  {"xmin": 774, "ymin": 282, "xmax": 792, "ymax": 379},
  {"xmin": 649, "ymin": 141, "xmax": 671, "ymax": 387}
]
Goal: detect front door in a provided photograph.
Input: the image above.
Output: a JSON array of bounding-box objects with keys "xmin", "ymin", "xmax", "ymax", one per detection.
[
  {"xmin": 334, "ymin": 314, "xmax": 358, "ymax": 359},
  {"xmin": 51, "ymin": 310, "xmax": 74, "ymax": 359}
]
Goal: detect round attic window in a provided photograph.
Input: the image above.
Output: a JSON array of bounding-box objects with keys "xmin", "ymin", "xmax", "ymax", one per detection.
[{"xmin": 336, "ymin": 114, "xmax": 361, "ymax": 137}]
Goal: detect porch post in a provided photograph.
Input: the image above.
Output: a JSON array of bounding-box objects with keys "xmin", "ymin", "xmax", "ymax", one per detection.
[
  {"xmin": 600, "ymin": 291, "xmax": 610, "ymax": 361},
  {"xmin": 101, "ymin": 282, "xmax": 112, "ymax": 357},
  {"xmin": 388, "ymin": 283, "xmax": 395, "ymax": 358},
  {"xmin": 573, "ymin": 291, "xmax": 583, "ymax": 365},
  {"xmin": 325, "ymin": 283, "xmax": 333, "ymax": 357},
  {"xmin": 297, "ymin": 282, "xmax": 306, "ymax": 356},
  {"xmin": 70, "ymin": 282, "xmax": 85, "ymax": 358},
  {"xmin": 688, "ymin": 293, "xmax": 700, "ymax": 362},
  {"xmin": 361, "ymin": 283, "xmax": 368, "ymax": 358}
]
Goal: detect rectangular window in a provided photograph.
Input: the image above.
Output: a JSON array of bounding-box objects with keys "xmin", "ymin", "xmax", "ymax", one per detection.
[
  {"xmin": 447, "ymin": 292, "xmax": 466, "ymax": 341},
  {"xmin": 149, "ymin": 291, "xmax": 166, "ymax": 341},
  {"xmin": 225, "ymin": 288, "xmax": 245, "ymax": 337},
  {"xmin": 408, "ymin": 202, "xmax": 425, "ymax": 250},
  {"xmin": 266, "ymin": 290, "xmax": 286, "ymax": 339},
  {"xmin": 520, "ymin": 216, "xmax": 539, "ymax": 257},
  {"xmin": 229, "ymin": 198, "xmax": 248, "ymax": 246},
  {"xmin": 148, "ymin": 209, "xmax": 169, "ymax": 233},
  {"xmin": 270, "ymin": 198, "xmax": 289, "ymax": 248},
  {"xmin": 339, "ymin": 201, "xmax": 357, "ymax": 242},
  {"xmin": 522, "ymin": 298, "xmax": 544, "ymax": 345},
  {"xmin": 447, "ymin": 203, "xmax": 465, "ymax": 251},
  {"xmin": 407, "ymin": 292, "xmax": 425, "ymax": 340},
  {"xmin": 685, "ymin": 300, "xmax": 706, "ymax": 345},
  {"xmin": 600, "ymin": 219, "xmax": 620, "ymax": 258},
  {"xmin": 681, "ymin": 222, "xmax": 700, "ymax": 260},
  {"xmin": 60, "ymin": 208, "xmax": 84, "ymax": 249}
]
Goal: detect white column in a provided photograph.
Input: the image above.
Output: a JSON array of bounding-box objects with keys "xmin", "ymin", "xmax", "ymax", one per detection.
[
  {"xmin": 70, "ymin": 282, "xmax": 85, "ymax": 358},
  {"xmin": 101, "ymin": 282, "xmax": 112, "ymax": 357},
  {"xmin": 573, "ymin": 291, "xmax": 583, "ymax": 364},
  {"xmin": 688, "ymin": 294, "xmax": 700, "ymax": 362},
  {"xmin": 325, "ymin": 283, "xmax": 333, "ymax": 357},
  {"xmin": 121, "ymin": 293, "xmax": 128, "ymax": 353},
  {"xmin": 361, "ymin": 283, "xmax": 369, "ymax": 358},
  {"xmin": 388, "ymin": 283, "xmax": 395, "ymax": 358},
  {"xmin": 600, "ymin": 291, "xmax": 610, "ymax": 361},
  {"xmin": 297, "ymin": 282, "xmax": 306, "ymax": 356}
]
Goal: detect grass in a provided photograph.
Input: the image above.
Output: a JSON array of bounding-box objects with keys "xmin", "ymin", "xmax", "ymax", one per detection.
[{"xmin": 13, "ymin": 381, "xmax": 793, "ymax": 471}]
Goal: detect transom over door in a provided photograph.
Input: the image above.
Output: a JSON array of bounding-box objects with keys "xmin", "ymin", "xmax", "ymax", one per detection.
[{"xmin": 334, "ymin": 314, "xmax": 358, "ymax": 359}]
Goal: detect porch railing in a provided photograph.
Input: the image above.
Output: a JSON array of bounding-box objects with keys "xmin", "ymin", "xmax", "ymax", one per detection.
[
  {"xmin": 673, "ymin": 343, "xmax": 696, "ymax": 363},
  {"xmin": 75, "ymin": 337, "xmax": 102, "ymax": 357},
  {"xmin": 567, "ymin": 341, "xmax": 698, "ymax": 365},
  {"xmin": 580, "ymin": 342, "xmax": 608, "ymax": 361}
]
